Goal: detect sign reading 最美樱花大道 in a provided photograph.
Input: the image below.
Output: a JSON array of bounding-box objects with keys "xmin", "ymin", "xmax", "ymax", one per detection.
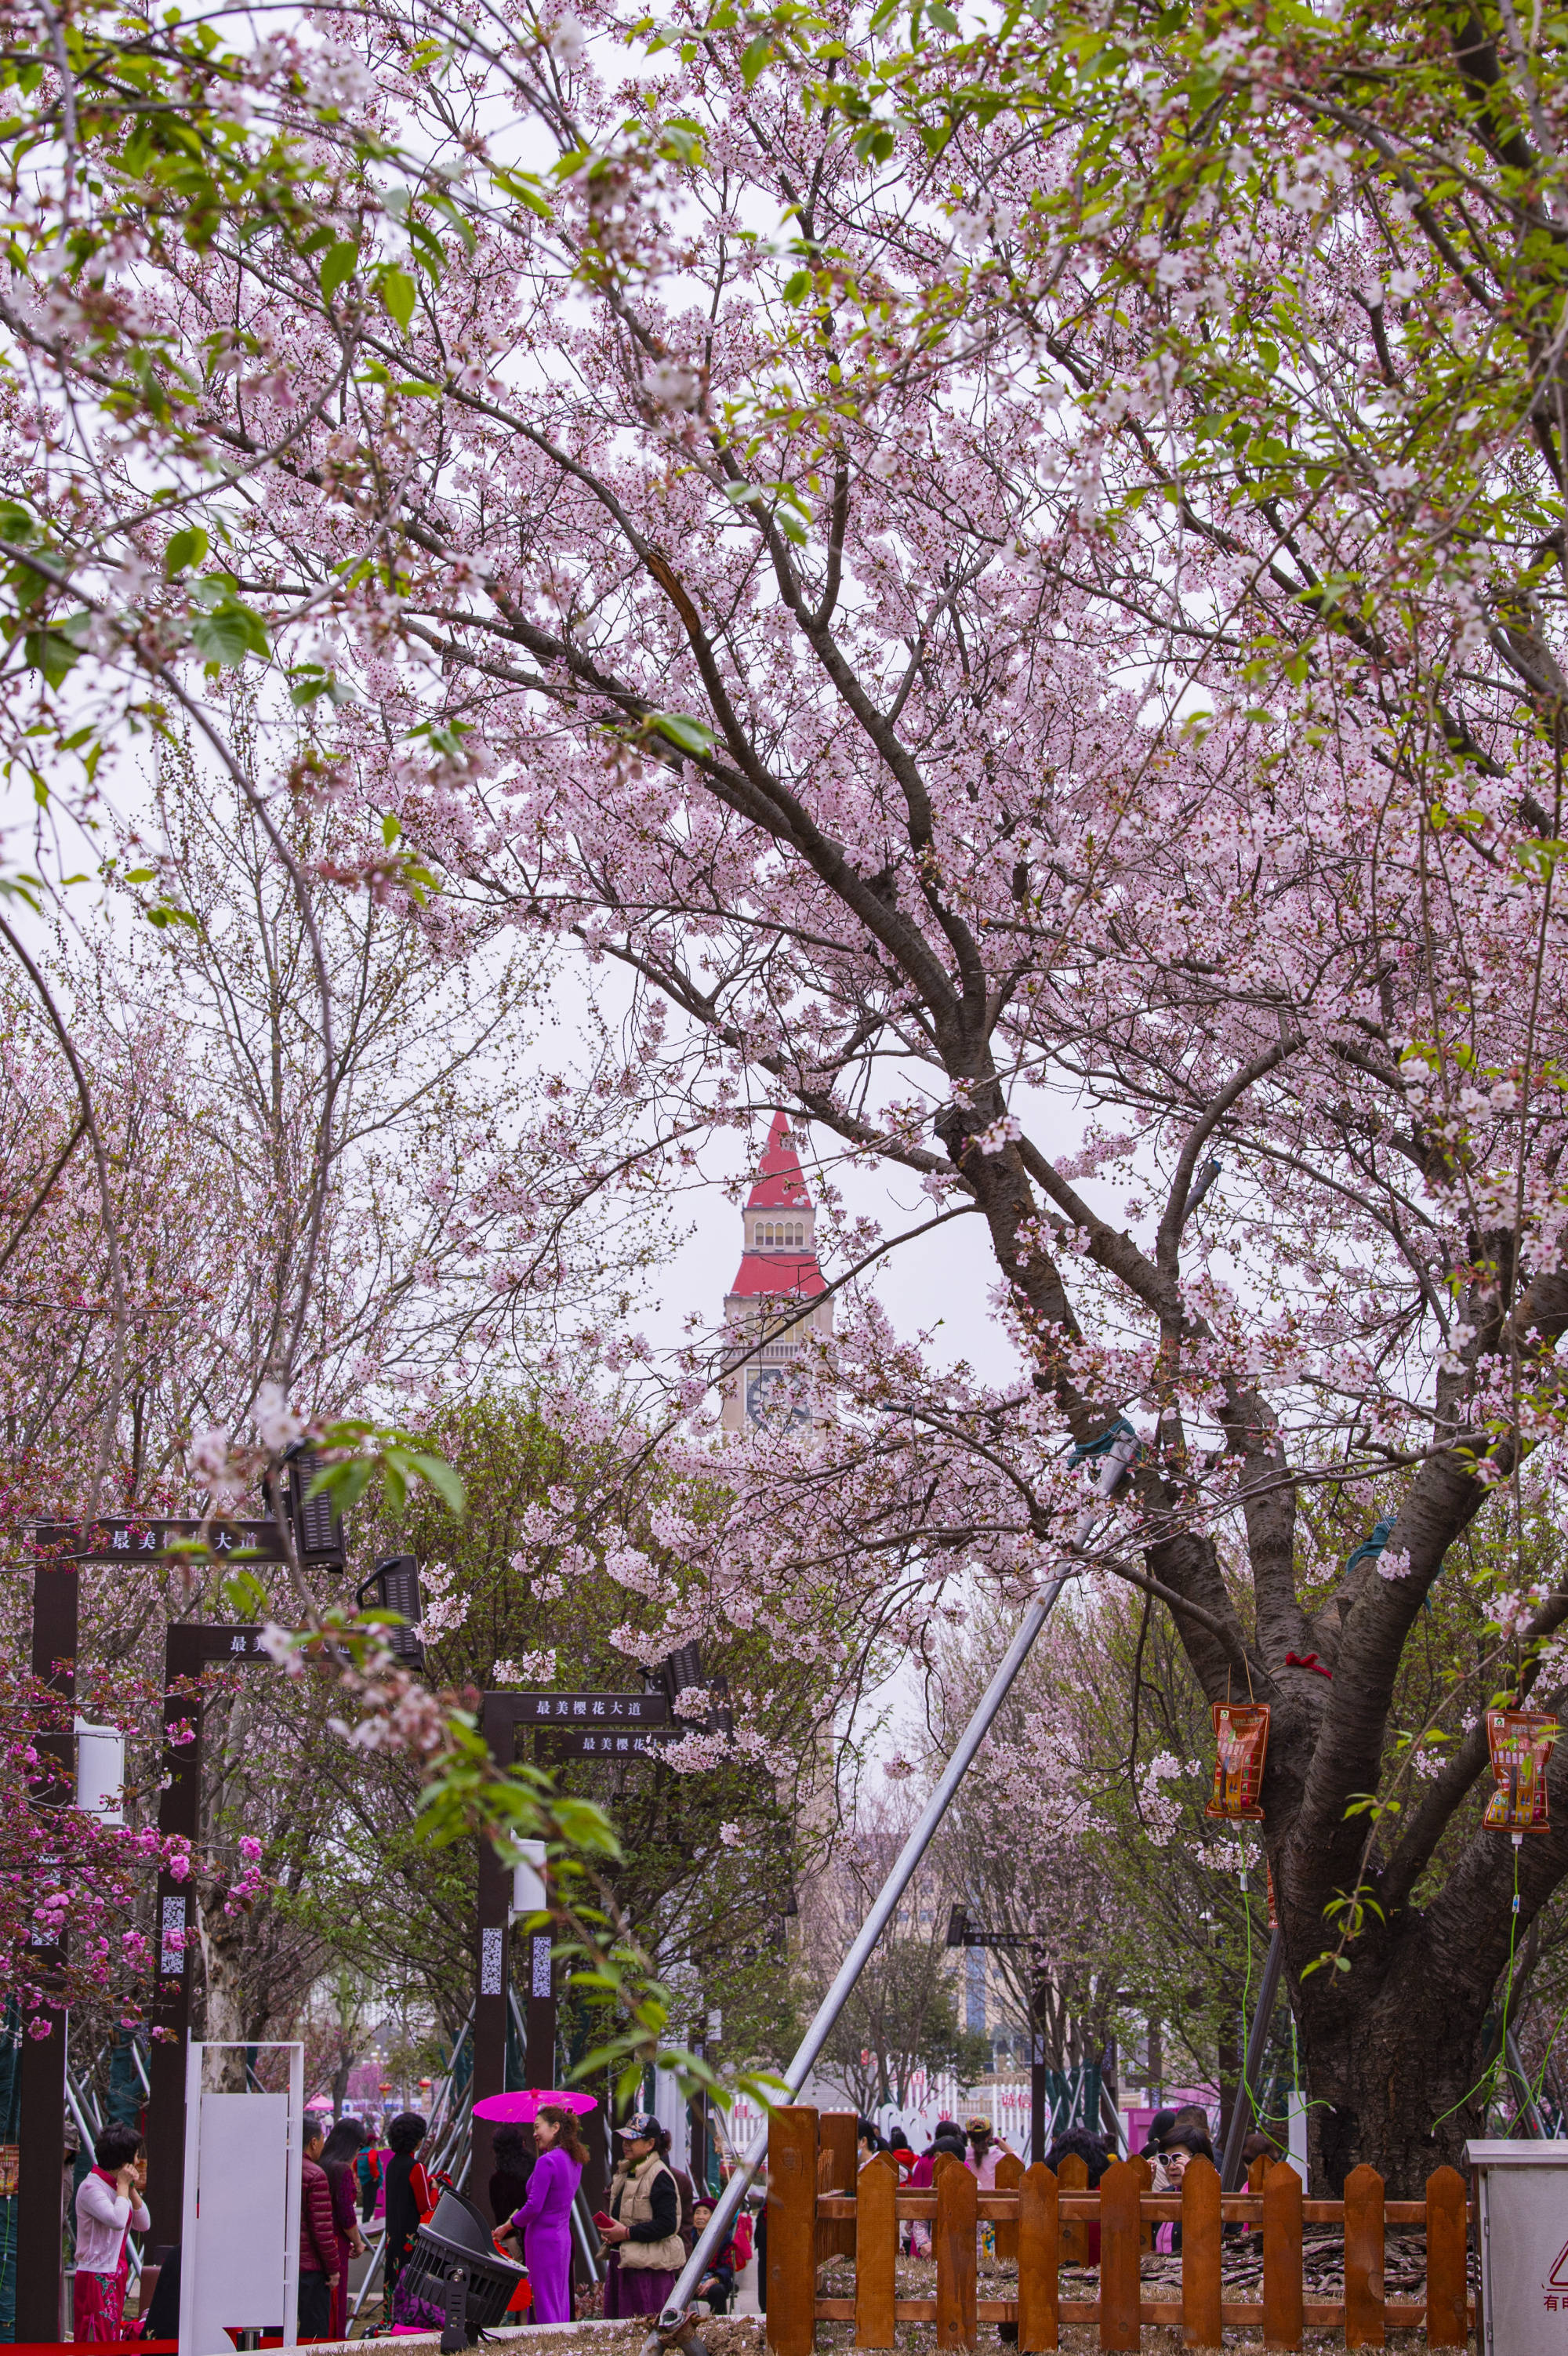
[
  {"xmin": 534, "ymin": 1727, "xmax": 676, "ymax": 1758},
  {"xmin": 502, "ymin": 1690, "xmax": 670, "ymax": 1724},
  {"xmin": 31, "ymin": 1519, "xmax": 290, "ymax": 1562}
]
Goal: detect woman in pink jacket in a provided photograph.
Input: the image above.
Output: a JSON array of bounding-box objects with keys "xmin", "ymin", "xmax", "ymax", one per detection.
[{"xmin": 74, "ymin": 2123, "xmax": 151, "ymax": 2342}]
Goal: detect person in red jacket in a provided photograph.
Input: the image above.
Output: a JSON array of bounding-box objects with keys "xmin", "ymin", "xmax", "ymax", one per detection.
[{"xmin": 299, "ymin": 2121, "xmax": 339, "ymax": 2340}]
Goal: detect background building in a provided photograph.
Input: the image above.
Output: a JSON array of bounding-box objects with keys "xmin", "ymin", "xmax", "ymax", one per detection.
[{"xmin": 720, "ymin": 1112, "xmax": 833, "ymax": 1431}]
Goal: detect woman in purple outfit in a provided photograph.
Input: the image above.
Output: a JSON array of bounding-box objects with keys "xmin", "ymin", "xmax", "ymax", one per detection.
[{"xmin": 500, "ymin": 2104, "xmax": 586, "ymax": 2324}]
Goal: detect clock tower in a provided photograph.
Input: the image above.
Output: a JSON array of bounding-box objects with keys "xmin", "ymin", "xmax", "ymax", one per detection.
[{"xmin": 720, "ymin": 1112, "xmax": 832, "ymax": 1432}]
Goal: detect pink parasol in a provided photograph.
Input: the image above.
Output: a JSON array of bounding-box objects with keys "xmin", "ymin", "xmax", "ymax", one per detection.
[{"xmin": 473, "ymin": 2089, "xmax": 597, "ymax": 2123}]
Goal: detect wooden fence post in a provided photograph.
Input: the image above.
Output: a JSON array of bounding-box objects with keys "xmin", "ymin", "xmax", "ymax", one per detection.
[
  {"xmin": 1424, "ymin": 2165, "xmax": 1469, "ymax": 2351},
  {"xmin": 855, "ymin": 2152, "xmax": 898, "ymax": 2351},
  {"xmin": 995, "ymin": 2151, "xmax": 1023, "ymax": 2263},
  {"xmin": 1261, "ymin": 2159, "xmax": 1304, "ymax": 2351},
  {"xmin": 1018, "ymin": 2162, "xmax": 1058, "ymax": 2353},
  {"xmin": 768, "ymin": 2104, "xmax": 818, "ymax": 2356},
  {"xmin": 1134, "ymin": 2153, "xmax": 1154, "ymax": 2253},
  {"xmin": 822, "ymin": 2112, "xmax": 859, "ymax": 2260},
  {"xmin": 1098, "ymin": 2158, "xmax": 1141, "ymax": 2353},
  {"xmin": 1343, "ymin": 2164, "xmax": 1385, "ymax": 2349},
  {"xmin": 1056, "ymin": 2151, "xmax": 1089, "ymax": 2266},
  {"xmin": 1181, "ymin": 2155, "xmax": 1222, "ymax": 2351},
  {"xmin": 936, "ymin": 2149, "xmax": 978, "ymax": 2350}
]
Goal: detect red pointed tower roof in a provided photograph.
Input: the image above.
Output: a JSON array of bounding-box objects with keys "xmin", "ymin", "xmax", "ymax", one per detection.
[
  {"xmin": 746, "ymin": 1111, "xmax": 811, "ymax": 1210},
  {"xmin": 728, "ymin": 1112, "xmax": 825, "ymax": 1301}
]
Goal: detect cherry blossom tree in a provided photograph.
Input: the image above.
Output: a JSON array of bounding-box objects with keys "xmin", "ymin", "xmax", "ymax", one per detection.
[
  {"xmin": 31, "ymin": 0, "xmax": 1559, "ymax": 2186},
  {"xmin": 14, "ymin": 0, "xmax": 1568, "ymax": 2181},
  {"xmin": 0, "ymin": 0, "xmax": 777, "ymax": 2107}
]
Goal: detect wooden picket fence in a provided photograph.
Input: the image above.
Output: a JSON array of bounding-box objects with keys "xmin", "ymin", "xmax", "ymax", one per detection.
[{"xmin": 764, "ymin": 2107, "xmax": 1476, "ymax": 2351}]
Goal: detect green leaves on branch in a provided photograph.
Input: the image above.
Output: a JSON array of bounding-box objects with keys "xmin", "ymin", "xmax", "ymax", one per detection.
[
  {"xmin": 307, "ymin": 1416, "xmax": 469, "ymax": 1520},
  {"xmin": 189, "ymin": 578, "xmax": 270, "ymax": 670},
  {"xmin": 24, "ymin": 612, "xmax": 90, "ymax": 688},
  {"xmin": 289, "ymin": 661, "xmax": 359, "ymax": 710}
]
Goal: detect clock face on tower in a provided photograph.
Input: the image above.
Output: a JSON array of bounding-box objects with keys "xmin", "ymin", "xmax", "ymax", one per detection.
[{"xmin": 746, "ymin": 1367, "xmax": 811, "ymax": 1430}]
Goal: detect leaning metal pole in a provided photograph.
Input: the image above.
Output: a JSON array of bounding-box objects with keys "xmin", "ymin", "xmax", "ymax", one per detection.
[
  {"xmin": 1220, "ymin": 1925, "xmax": 1285, "ymax": 2190},
  {"xmin": 651, "ymin": 1573, "xmax": 1070, "ymax": 2328},
  {"xmin": 649, "ymin": 1445, "xmax": 1138, "ymax": 2336}
]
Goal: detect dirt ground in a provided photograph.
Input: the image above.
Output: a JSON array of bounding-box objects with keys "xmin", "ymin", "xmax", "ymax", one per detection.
[
  {"xmin": 421, "ymin": 2313, "xmax": 1472, "ymax": 2354},
  {"xmin": 333, "ymin": 2267, "xmax": 1477, "ymax": 2354}
]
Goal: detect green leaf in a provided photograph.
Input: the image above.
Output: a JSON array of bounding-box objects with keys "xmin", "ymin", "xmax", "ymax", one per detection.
[
  {"xmin": 650, "ymin": 710, "xmax": 717, "ymax": 754},
  {"xmin": 164, "ymin": 525, "xmax": 208, "ymax": 578},
  {"xmin": 740, "ymin": 34, "xmax": 772, "ymax": 83},
  {"xmin": 23, "ymin": 625, "xmax": 81, "ymax": 688},
  {"xmin": 407, "ymin": 1449, "xmax": 467, "ymax": 1516},
  {"xmin": 222, "ymin": 1567, "xmax": 272, "ymax": 1619},
  {"xmin": 190, "ymin": 597, "xmax": 268, "ymax": 666},
  {"xmin": 379, "ymin": 267, "xmax": 416, "ymax": 330},
  {"xmin": 320, "ymin": 238, "xmax": 360, "ymax": 301},
  {"xmin": 382, "ymin": 811, "xmax": 402, "ymax": 846},
  {"xmin": 494, "ymin": 169, "xmax": 555, "ymax": 222}
]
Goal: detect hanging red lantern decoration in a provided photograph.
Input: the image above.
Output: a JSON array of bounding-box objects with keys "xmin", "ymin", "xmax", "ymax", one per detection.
[
  {"xmin": 1207, "ymin": 1701, "xmax": 1269, "ymax": 1821},
  {"xmin": 1483, "ymin": 1708, "xmax": 1559, "ymax": 1835},
  {"xmin": 1265, "ymin": 1860, "xmax": 1278, "ymax": 1929}
]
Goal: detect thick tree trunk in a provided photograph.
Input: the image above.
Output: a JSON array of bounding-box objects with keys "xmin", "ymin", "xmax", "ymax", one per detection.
[{"xmin": 1288, "ymin": 1910, "xmax": 1491, "ymax": 2194}]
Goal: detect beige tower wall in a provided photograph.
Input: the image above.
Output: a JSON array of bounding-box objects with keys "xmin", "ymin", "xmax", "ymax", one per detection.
[{"xmin": 719, "ymin": 1289, "xmax": 833, "ymax": 1432}]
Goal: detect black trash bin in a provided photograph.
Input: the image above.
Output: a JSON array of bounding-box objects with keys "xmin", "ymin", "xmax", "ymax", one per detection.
[{"xmin": 400, "ymin": 2185, "xmax": 528, "ymax": 2351}]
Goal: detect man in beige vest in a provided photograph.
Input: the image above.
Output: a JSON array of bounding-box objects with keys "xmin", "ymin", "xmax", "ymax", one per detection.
[{"xmin": 600, "ymin": 2113, "xmax": 685, "ymax": 2318}]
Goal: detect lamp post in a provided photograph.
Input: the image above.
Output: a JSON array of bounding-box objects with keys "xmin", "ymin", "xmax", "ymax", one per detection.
[{"xmin": 16, "ymin": 1540, "xmax": 78, "ymax": 2342}]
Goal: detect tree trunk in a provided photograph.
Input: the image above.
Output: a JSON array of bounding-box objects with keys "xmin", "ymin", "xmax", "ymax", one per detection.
[
  {"xmin": 1290, "ymin": 1909, "xmax": 1492, "ymax": 2194},
  {"xmin": 198, "ymin": 1890, "xmax": 251, "ymax": 2090},
  {"xmin": 1217, "ymin": 2020, "xmax": 1240, "ymax": 2162}
]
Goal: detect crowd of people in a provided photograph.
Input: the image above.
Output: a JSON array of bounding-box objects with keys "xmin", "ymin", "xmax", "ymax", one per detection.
[
  {"xmin": 845, "ymin": 2104, "xmax": 1226, "ymax": 2263},
  {"xmin": 66, "ymin": 2089, "xmax": 1252, "ymax": 2347}
]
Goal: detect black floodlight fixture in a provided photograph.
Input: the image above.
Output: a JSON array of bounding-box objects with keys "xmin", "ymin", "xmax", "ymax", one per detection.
[
  {"xmin": 284, "ymin": 1441, "xmax": 346, "ymax": 1569},
  {"xmin": 356, "ymin": 1554, "xmax": 426, "ymax": 1671}
]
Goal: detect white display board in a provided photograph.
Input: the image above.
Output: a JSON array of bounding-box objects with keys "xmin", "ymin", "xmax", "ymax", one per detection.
[
  {"xmin": 74, "ymin": 1719, "xmax": 125, "ymax": 1824},
  {"xmin": 1466, "ymin": 2136, "xmax": 1568, "ymax": 2354},
  {"xmin": 179, "ymin": 2041, "xmax": 303, "ymax": 2356},
  {"xmin": 1285, "ymin": 2093, "xmax": 1308, "ymax": 2184},
  {"xmin": 652, "ymin": 2064, "xmax": 691, "ymax": 2173}
]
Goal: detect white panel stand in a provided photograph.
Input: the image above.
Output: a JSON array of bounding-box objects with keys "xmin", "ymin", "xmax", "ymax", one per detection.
[
  {"xmin": 179, "ymin": 2042, "xmax": 303, "ymax": 2356},
  {"xmin": 1286, "ymin": 2092, "xmax": 1308, "ymax": 2184},
  {"xmin": 652, "ymin": 2065, "xmax": 691, "ymax": 2175}
]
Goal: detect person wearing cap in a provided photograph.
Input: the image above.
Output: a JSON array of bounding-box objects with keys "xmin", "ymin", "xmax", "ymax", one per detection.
[
  {"xmin": 963, "ymin": 2115, "xmax": 1015, "ymax": 2192},
  {"xmin": 599, "ymin": 2113, "xmax": 685, "ymax": 2318}
]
